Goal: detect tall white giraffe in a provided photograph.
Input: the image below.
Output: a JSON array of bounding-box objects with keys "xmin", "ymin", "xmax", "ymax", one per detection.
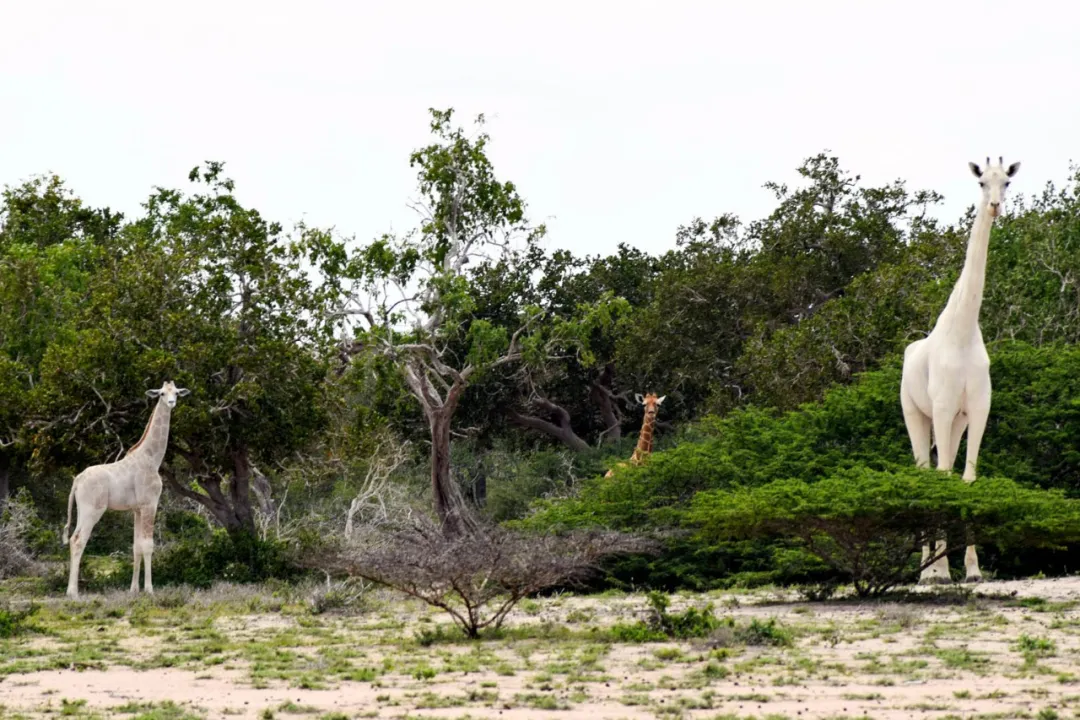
[
  {"xmin": 63, "ymin": 381, "xmax": 190, "ymax": 598},
  {"xmin": 900, "ymin": 157, "xmax": 1019, "ymax": 584}
]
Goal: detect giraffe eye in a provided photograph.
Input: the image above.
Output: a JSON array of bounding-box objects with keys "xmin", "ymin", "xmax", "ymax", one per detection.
[
  {"xmin": 979, "ymin": 182, "xmax": 986, "ymax": 188},
  {"xmin": 1005, "ymin": 181, "xmax": 1011, "ymax": 188}
]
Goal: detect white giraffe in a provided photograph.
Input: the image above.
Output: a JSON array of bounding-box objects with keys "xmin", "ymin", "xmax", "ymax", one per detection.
[
  {"xmin": 900, "ymin": 157, "xmax": 1019, "ymax": 584},
  {"xmin": 62, "ymin": 381, "xmax": 190, "ymax": 598}
]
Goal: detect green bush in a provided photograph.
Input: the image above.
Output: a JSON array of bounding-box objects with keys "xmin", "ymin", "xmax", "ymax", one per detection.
[
  {"xmin": 691, "ymin": 466, "xmax": 1080, "ymax": 597},
  {"xmin": 609, "ymin": 592, "xmax": 793, "ymax": 646},
  {"xmin": 0, "ymin": 602, "xmax": 39, "ymax": 638},
  {"xmin": 522, "ymin": 365, "xmax": 909, "ymax": 533},
  {"xmin": 519, "ymin": 365, "xmax": 909, "ymax": 589},
  {"xmin": 610, "ymin": 591, "xmax": 722, "ymax": 641},
  {"xmin": 151, "ymin": 530, "xmax": 296, "ymax": 588},
  {"xmin": 524, "ymin": 341, "xmax": 1080, "ymax": 589}
]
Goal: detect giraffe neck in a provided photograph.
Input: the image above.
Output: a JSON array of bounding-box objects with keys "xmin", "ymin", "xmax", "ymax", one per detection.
[
  {"xmin": 126, "ymin": 399, "xmax": 172, "ymax": 468},
  {"xmin": 630, "ymin": 414, "xmax": 655, "ymax": 465},
  {"xmin": 937, "ymin": 203, "xmax": 993, "ymax": 337}
]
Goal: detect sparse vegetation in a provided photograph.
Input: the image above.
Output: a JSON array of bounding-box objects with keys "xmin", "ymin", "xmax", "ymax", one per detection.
[{"xmin": 314, "ymin": 515, "xmax": 654, "ymax": 637}]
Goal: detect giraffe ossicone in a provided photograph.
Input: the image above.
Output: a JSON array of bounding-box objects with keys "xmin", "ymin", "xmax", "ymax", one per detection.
[
  {"xmin": 900, "ymin": 157, "xmax": 1019, "ymax": 585},
  {"xmin": 63, "ymin": 380, "xmax": 190, "ymax": 598},
  {"xmin": 605, "ymin": 392, "xmax": 665, "ymax": 477}
]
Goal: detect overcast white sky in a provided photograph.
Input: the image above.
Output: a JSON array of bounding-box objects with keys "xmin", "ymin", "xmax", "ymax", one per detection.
[{"xmin": 1, "ymin": 1, "xmax": 1076, "ymax": 258}]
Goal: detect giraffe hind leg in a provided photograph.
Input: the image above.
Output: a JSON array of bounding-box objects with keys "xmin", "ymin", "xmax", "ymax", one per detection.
[{"xmin": 67, "ymin": 504, "xmax": 106, "ymax": 598}]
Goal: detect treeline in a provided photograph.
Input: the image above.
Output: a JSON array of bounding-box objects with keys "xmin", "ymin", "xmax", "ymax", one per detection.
[{"xmin": 3, "ymin": 109, "xmax": 1080, "ymax": 590}]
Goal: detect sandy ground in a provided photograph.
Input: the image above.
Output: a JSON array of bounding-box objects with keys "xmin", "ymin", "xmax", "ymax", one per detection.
[{"xmin": 4, "ymin": 577, "xmax": 1080, "ymax": 719}]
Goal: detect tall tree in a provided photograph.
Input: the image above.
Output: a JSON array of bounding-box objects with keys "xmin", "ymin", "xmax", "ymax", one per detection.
[
  {"xmin": 25, "ymin": 164, "xmax": 346, "ymax": 538},
  {"xmin": 0, "ymin": 175, "xmax": 123, "ymax": 509},
  {"xmin": 341, "ymin": 109, "xmax": 620, "ymax": 536}
]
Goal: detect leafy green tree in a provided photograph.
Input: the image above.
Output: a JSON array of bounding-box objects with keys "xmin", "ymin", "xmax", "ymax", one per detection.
[
  {"xmin": 738, "ymin": 167, "xmax": 1080, "ymax": 411},
  {"xmin": 619, "ymin": 154, "xmax": 943, "ymax": 418},
  {"xmin": 691, "ymin": 467, "xmax": 1080, "ymax": 596},
  {"xmin": 0, "ymin": 175, "xmax": 123, "ymax": 508},
  {"xmin": 24, "ymin": 164, "xmax": 346, "ymax": 538},
  {"xmin": 340, "ymin": 109, "xmax": 623, "ymax": 535},
  {"xmin": 504, "ymin": 244, "xmax": 655, "ymax": 450}
]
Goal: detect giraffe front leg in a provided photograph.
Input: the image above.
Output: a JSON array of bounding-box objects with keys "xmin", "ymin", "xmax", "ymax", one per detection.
[
  {"xmin": 920, "ymin": 405, "xmax": 959, "ymax": 585},
  {"xmin": 140, "ymin": 503, "xmax": 158, "ymax": 594},
  {"xmin": 962, "ymin": 401, "xmax": 990, "ymax": 583},
  {"xmin": 131, "ymin": 510, "xmax": 142, "ymax": 592}
]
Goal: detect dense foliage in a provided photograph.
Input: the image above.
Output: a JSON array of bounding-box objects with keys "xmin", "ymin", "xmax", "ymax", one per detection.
[
  {"xmin": 3, "ymin": 108, "xmax": 1080, "ymax": 594},
  {"xmin": 691, "ymin": 468, "xmax": 1080, "ymax": 596}
]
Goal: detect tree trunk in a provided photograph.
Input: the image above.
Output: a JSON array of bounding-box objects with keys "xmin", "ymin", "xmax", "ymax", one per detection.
[
  {"xmin": 591, "ymin": 366, "xmax": 622, "ymax": 445},
  {"xmin": 430, "ymin": 411, "xmax": 457, "ymax": 534},
  {"xmin": 473, "ymin": 466, "xmax": 487, "ymax": 507},
  {"xmin": 430, "ymin": 410, "xmax": 474, "ymax": 538},
  {"xmin": 0, "ymin": 458, "xmax": 9, "ymax": 512},
  {"xmin": 228, "ymin": 448, "xmax": 256, "ymax": 536},
  {"xmin": 163, "ymin": 447, "xmax": 257, "ymax": 537}
]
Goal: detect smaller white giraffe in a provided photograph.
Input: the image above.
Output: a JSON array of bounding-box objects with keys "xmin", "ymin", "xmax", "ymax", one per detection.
[
  {"xmin": 900, "ymin": 157, "xmax": 1019, "ymax": 584},
  {"xmin": 62, "ymin": 381, "xmax": 190, "ymax": 598}
]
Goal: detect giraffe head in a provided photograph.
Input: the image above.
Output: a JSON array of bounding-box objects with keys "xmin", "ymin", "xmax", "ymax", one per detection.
[
  {"xmin": 968, "ymin": 156, "xmax": 1020, "ymax": 218},
  {"xmin": 146, "ymin": 380, "xmax": 190, "ymax": 409},
  {"xmin": 634, "ymin": 392, "xmax": 665, "ymax": 423}
]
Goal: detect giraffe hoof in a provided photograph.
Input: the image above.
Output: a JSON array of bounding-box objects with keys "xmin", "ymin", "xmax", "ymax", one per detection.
[{"xmin": 964, "ymin": 574, "xmax": 984, "ymax": 584}]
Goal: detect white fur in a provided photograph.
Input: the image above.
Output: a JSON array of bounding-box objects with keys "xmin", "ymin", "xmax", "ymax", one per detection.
[
  {"xmin": 900, "ymin": 158, "xmax": 1019, "ymax": 584},
  {"xmin": 63, "ymin": 381, "xmax": 189, "ymax": 598}
]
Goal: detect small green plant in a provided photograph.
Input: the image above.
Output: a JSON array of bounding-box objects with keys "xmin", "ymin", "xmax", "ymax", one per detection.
[
  {"xmin": 702, "ymin": 661, "xmax": 729, "ymax": 679},
  {"xmin": 412, "ymin": 664, "xmax": 437, "ymax": 680},
  {"xmin": 611, "ymin": 592, "xmax": 719, "ymax": 641},
  {"xmin": 644, "ymin": 591, "xmax": 722, "ymax": 638},
  {"xmin": 0, "ymin": 602, "xmax": 39, "ymax": 638},
  {"xmin": 739, "ymin": 618, "xmax": 793, "ymax": 647},
  {"xmin": 61, "ymin": 699, "xmax": 88, "ymax": 716},
  {"xmin": 1016, "ymin": 634, "xmax": 1056, "ymax": 658}
]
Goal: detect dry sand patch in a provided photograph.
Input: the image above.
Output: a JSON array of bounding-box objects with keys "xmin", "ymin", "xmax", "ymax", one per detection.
[{"xmin": 2, "ymin": 578, "xmax": 1080, "ymax": 719}]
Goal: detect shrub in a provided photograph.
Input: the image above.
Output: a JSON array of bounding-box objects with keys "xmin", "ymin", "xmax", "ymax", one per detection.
[
  {"xmin": 691, "ymin": 466, "xmax": 1080, "ymax": 597},
  {"xmin": 642, "ymin": 590, "xmax": 722, "ymax": 639},
  {"xmin": 0, "ymin": 602, "xmax": 39, "ymax": 638},
  {"xmin": 523, "ymin": 341, "xmax": 1080, "ymax": 588},
  {"xmin": 0, "ymin": 488, "xmax": 44, "ymax": 579},
  {"xmin": 151, "ymin": 529, "xmax": 296, "ymax": 588},
  {"xmin": 307, "ymin": 579, "xmax": 368, "ymax": 615},
  {"xmin": 610, "ymin": 591, "xmax": 722, "ymax": 642},
  {"xmin": 610, "ymin": 592, "xmax": 792, "ymax": 646},
  {"xmin": 314, "ymin": 516, "xmax": 655, "ymax": 638}
]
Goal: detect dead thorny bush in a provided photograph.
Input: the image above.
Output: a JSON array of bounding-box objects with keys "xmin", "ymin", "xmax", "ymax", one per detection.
[
  {"xmin": 307, "ymin": 577, "xmax": 371, "ymax": 615},
  {"xmin": 0, "ymin": 489, "xmax": 44, "ymax": 580},
  {"xmin": 311, "ymin": 514, "xmax": 657, "ymax": 638}
]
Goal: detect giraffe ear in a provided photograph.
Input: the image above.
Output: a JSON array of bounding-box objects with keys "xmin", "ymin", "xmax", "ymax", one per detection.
[
  {"xmin": 968, "ymin": 162, "xmax": 983, "ymax": 179},
  {"xmin": 635, "ymin": 393, "xmax": 644, "ymax": 405},
  {"xmin": 176, "ymin": 388, "xmax": 191, "ymax": 397},
  {"xmin": 1006, "ymin": 161, "xmax": 1021, "ymax": 177},
  {"xmin": 146, "ymin": 389, "xmax": 162, "ymax": 398},
  {"xmin": 656, "ymin": 395, "xmax": 666, "ymax": 404}
]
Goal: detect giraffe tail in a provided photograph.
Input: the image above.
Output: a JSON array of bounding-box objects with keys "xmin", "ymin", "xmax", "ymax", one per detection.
[{"xmin": 62, "ymin": 477, "xmax": 78, "ymax": 545}]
